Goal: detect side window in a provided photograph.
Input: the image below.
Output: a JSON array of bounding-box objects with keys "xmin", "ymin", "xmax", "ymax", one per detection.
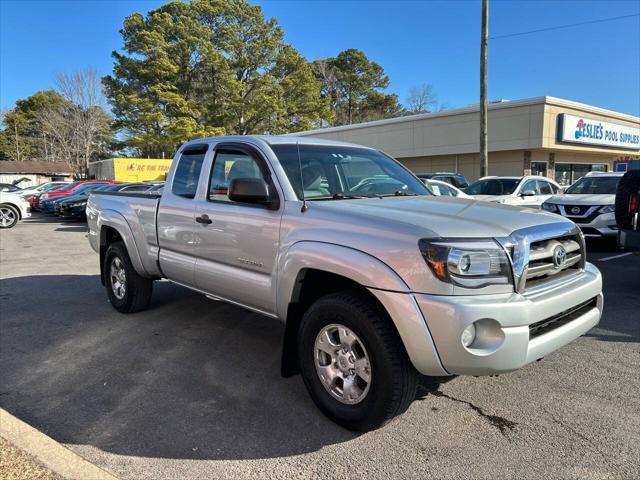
[
  {"xmin": 172, "ymin": 145, "xmax": 208, "ymax": 199},
  {"xmin": 453, "ymin": 176, "xmax": 469, "ymax": 189},
  {"xmin": 538, "ymin": 180, "xmax": 552, "ymax": 195},
  {"xmin": 521, "ymin": 180, "xmax": 539, "ymax": 194},
  {"xmin": 551, "ymin": 183, "xmax": 561, "ymax": 194},
  {"xmin": 208, "ymin": 149, "xmax": 269, "ymax": 203}
]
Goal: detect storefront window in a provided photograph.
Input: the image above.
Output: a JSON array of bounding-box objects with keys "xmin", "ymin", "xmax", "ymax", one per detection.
[
  {"xmin": 554, "ymin": 163, "xmax": 608, "ymax": 186},
  {"xmin": 531, "ymin": 162, "xmax": 547, "ymax": 177}
]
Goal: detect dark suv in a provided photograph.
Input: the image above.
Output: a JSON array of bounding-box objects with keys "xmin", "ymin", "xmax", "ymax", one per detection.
[{"xmin": 416, "ymin": 172, "xmax": 469, "ymax": 189}]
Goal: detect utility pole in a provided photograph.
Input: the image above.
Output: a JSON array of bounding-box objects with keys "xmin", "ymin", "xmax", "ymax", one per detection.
[{"xmin": 479, "ymin": 0, "xmax": 489, "ymax": 177}]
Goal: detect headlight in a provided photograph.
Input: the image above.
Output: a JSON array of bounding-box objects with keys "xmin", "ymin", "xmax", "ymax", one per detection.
[
  {"xmin": 541, "ymin": 202, "xmax": 558, "ymax": 212},
  {"xmin": 419, "ymin": 239, "xmax": 512, "ymax": 288},
  {"xmin": 599, "ymin": 205, "xmax": 614, "ymax": 214},
  {"xmin": 69, "ymin": 202, "xmax": 86, "ymax": 208}
]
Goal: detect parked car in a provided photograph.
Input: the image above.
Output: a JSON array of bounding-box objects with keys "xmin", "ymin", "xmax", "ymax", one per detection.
[
  {"xmin": 34, "ymin": 181, "xmax": 85, "ymax": 210},
  {"xmin": 465, "ymin": 175, "xmax": 561, "ymax": 208},
  {"xmin": 416, "ymin": 172, "xmax": 469, "ymax": 189},
  {"xmin": 0, "ymin": 191, "xmax": 31, "ymax": 228},
  {"xmin": 0, "ymin": 183, "xmax": 22, "ymax": 193},
  {"xmin": 614, "ymin": 170, "xmax": 640, "ymax": 249},
  {"xmin": 58, "ymin": 183, "xmax": 152, "ymax": 219},
  {"xmin": 541, "ymin": 172, "xmax": 623, "ymax": 238},
  {"xmin": 31, "ymin": 183, "xmax": 73, "ymax": 210},
  {"xmin": 87, "ymin": 136, "xmax": 602, "ymax": 432},
  {"xmin": 40, "ymin": 181, "xmax": 112, "ymax": 213},
  {"xmin": 423, "ymin": 179, "xmax": 472, "ymax": 198},
  {"xmin": 18, "ymin": 181, "xmax": 70, "ymax": 206}
]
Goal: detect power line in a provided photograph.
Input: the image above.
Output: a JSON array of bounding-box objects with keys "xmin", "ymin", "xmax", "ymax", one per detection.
[{"xmin": 490, "ymin": 13, "xmax": 640, "ymax": 40}]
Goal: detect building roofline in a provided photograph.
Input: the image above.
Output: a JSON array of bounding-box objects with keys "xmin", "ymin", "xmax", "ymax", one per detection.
[{"xmin": 290, "ymin": 96, "xmax": 640, "ymax": 136}]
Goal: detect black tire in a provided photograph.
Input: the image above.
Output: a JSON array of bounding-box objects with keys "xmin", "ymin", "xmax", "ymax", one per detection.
[
  {"xmin": 103, "ymin": 241, "xmax": 153, "ymax": 313},
  {"xmin": 0, "ymin": 204, "xmax": 19, "ymax": 229},
  {"xmin": 615, "ymin": 170, "xmax": 640, "ymax": 230},
  {"xmin": 298, "ymin": 291, "xmax": 418, "ymax": 431}
]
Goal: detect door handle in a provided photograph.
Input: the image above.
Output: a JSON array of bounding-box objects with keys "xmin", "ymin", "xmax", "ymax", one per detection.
[{"xmin": 195, "ymin": 214, "xmax": 213, "ymax": 225}]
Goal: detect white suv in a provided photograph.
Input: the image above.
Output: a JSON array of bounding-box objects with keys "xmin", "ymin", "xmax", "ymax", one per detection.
[
  {"xmin": 465, "ymin": 175, "xmax": 562, "ymax": 208},
  {"xmin": 542, "ymin": 172, "xmax": 623, "ymax": 237}
]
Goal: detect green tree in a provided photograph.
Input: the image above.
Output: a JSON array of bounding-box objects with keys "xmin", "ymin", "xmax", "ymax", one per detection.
[
  {"xmin": 104, "ymin": 0, "xmax": 328, "ymax": 156},
  {"xmin": 313, "ymin": 49, "xmax": 402, "ymax": 126},
  {"xmin": 0, "ymin": 90, "xmax": 69, "ymax": 160}
]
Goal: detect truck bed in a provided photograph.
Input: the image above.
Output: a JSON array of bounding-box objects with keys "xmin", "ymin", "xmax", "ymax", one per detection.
[{"xmin": 87, "ymin": 191, "xmax": 162, "ymax": 278}]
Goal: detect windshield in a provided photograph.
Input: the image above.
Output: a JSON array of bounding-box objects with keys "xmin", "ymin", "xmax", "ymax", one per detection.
[
  {"xmin": 565, "ymin": 176, "xmax": 620, "ymax": 194},
  {"xmin": 465, "ymin": 178, "xmax": 521, "ymax": 195},
  {"xmin": 271, "ymin": 144, "xmax": 430, "ymax": 199}
]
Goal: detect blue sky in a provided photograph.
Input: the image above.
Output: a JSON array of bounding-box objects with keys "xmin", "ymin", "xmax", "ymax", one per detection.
[{"xmin": 1, "ymin": 0, "xmax": 639, "ymax": 115}]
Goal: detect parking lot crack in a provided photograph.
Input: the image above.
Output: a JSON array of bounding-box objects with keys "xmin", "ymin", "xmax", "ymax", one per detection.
[
  {"xmin": 433, "ymin": 391, "xmax": 518, "ymax": 437},
  {"xmin": 542, "ymin": 408, "xmax": 617, "ymax": 471}
]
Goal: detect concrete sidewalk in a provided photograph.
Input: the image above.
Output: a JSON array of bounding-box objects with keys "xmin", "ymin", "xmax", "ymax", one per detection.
[{"xmin": 0, "ymin": 409, "xmax": 118, "ymax": 480}]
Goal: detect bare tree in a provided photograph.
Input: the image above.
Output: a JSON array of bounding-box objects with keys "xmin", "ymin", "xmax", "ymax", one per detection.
[
  {"xmin": 40, "ymin": 69, "xmax": 112, "ymax": 176},
  {"xmin": 406, "ymin": 83, "xmax": 438, "ymax": 114}
]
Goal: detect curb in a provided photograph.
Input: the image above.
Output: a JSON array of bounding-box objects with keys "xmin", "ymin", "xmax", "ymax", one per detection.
[{"xmin": 0, "ymin": 408, "xmax": 119, "ymax": 480}]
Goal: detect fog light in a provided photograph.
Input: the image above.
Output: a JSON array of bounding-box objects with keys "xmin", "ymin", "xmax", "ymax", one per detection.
[{"xmin": 461, "ymin": 323, "xmax": 476, "ymax": 347}]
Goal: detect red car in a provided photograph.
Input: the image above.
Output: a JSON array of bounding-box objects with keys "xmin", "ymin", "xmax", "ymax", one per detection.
[{"xmin": 33, "ymin": 181, "xmax": 114, "ymax": 210}]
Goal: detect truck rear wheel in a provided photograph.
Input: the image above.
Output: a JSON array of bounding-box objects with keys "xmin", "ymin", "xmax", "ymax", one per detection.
[
  {"xmin": 104, "ymin": 241, "xmax": 153, "ymax": 313},
  {"xmin": 615, "ymin": 170, "xmax": 640, "ymax": 230},
  {"xmin": 297, "ymin": 291, "xmax": 418, "ymax": 431}
]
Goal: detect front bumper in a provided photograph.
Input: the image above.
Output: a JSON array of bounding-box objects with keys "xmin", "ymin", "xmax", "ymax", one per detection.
[
  {"xmin": 59, "ymin": 206, "xmax": 86, "ymax": 218},
  {"xmin": 412, "ymin": 262, "xmax": 602, "ymax": 376},
  {"xmin": 556, "ymin": 209, "xmax": 617, "ymax": 237}
]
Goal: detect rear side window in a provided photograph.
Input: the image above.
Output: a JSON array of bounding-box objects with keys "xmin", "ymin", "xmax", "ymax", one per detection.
[
  {"xmin": 452, "ymin": 175, "xmax": 469, "ymax": 189},
  {"xmin": 172, "ymin": 145, "xmax": 208, "ymax": 199}
]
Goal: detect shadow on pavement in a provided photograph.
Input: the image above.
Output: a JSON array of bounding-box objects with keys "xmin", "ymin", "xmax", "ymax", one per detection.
[
  {"xmin": 54, "ymin": 225, "xmax": 88, "ymax": 233},
  {"xmin": 0, "ymin": 274, "xmax": 356, "ymax": 461},
  {"xmin": 583, "ymin": 239, "xmax": 640, "ymax": 344}
]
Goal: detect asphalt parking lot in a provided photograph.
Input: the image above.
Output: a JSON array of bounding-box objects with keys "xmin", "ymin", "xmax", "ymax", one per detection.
[{"xmin": 1, "ymin": 215, "xmax": 639, "ymax": 480}]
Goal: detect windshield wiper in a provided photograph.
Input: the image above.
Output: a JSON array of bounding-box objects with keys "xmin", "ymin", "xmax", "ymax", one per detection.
[
  {"xmin": 378, "ymin": 191, "xmax": 420, "ymax": 197},
  {"xmin": 309, "ymin": 193, "xmax": 372, "ymax": 200}
]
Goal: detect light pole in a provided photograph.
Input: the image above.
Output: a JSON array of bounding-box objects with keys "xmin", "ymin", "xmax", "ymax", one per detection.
[{"xmin": 480, "ymin": 0, "xmax": 489, "ymax": 177}]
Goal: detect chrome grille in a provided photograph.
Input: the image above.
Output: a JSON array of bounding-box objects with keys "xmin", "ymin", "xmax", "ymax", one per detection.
[
  {"xmin": 496, "ymin": 223, "xmax": 586, "ymax": 294},
  {"xmin": 524, "ymin": 235, "xmax": 583, "ymax": 291}
]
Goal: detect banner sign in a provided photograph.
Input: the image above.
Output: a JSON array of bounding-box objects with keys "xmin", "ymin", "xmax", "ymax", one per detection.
[
  {"xmin": 113, "ymin": 158, "xmax": 172, "ymax": 182},
  {"xmin": 557, "ymin": 114, "xmax": 640, "ymax": 151}
]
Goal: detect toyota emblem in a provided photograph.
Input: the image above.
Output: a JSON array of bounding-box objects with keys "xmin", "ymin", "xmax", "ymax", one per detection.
[
  {"xmin": 571, "ymin": 206, "xmax": 581, "ymax": 215},
  {"xmin": 553, "ymin": 245, "xmax": 567, "ymax": 269}
]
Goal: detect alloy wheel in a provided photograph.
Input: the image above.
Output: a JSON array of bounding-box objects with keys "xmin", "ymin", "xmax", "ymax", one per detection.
[
  {"xmin": 110, "ymin": 257, "xmax": 127, "ymax": 300},
  {"xmin": 0, "ymin": 207, "xmax": 16, "ymax": 227},
  {"xmin": 314, "ymin": 323, "xmax": 372, "ymax": 405}
]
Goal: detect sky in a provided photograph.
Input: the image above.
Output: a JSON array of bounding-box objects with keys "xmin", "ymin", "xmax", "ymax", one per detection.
[{"xmin": 1, "ymin": 0, "xmax": 639, "ymax": 116}]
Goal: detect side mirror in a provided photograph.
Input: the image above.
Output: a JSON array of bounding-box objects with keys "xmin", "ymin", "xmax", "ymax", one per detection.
[
  {"xmin": 520, "ymin": 190, "xmax": 536, "ymax": 197},
  {"xmin": 228, "ymin": 178, "xmax": 270, "ymax": 204}
]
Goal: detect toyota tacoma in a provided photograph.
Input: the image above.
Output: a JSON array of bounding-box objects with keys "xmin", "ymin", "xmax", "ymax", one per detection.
[{"xmin": 86, "ymin": 136, "xmax": 603, "ymax": 431}]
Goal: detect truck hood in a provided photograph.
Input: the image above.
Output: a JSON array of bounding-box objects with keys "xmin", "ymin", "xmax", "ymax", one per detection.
[
  {"xmin": 313, "ymin": 196, "xmax": 569, "ymax": 238},
  {"xmin": 546, "ymin": 194, "xmax": 615, "ymax": 206},
  {"xmin": 471, "ymin": 194, "xmax": 513, "ymax": 202}
]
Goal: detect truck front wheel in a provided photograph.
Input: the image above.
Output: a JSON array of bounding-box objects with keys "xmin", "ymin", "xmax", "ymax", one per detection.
[
  {"xmin": 104, "ymin": 241, "xmax": 153, "ymax": 313},
  {"xmin": 298, "ymin": 291, "xmax": 418, "ymax": 431}
]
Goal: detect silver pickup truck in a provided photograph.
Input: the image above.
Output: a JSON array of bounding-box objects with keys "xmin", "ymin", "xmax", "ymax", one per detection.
[{"xmin": 87, "ymin": 136, "xmax": 603, "ymax": 431}]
